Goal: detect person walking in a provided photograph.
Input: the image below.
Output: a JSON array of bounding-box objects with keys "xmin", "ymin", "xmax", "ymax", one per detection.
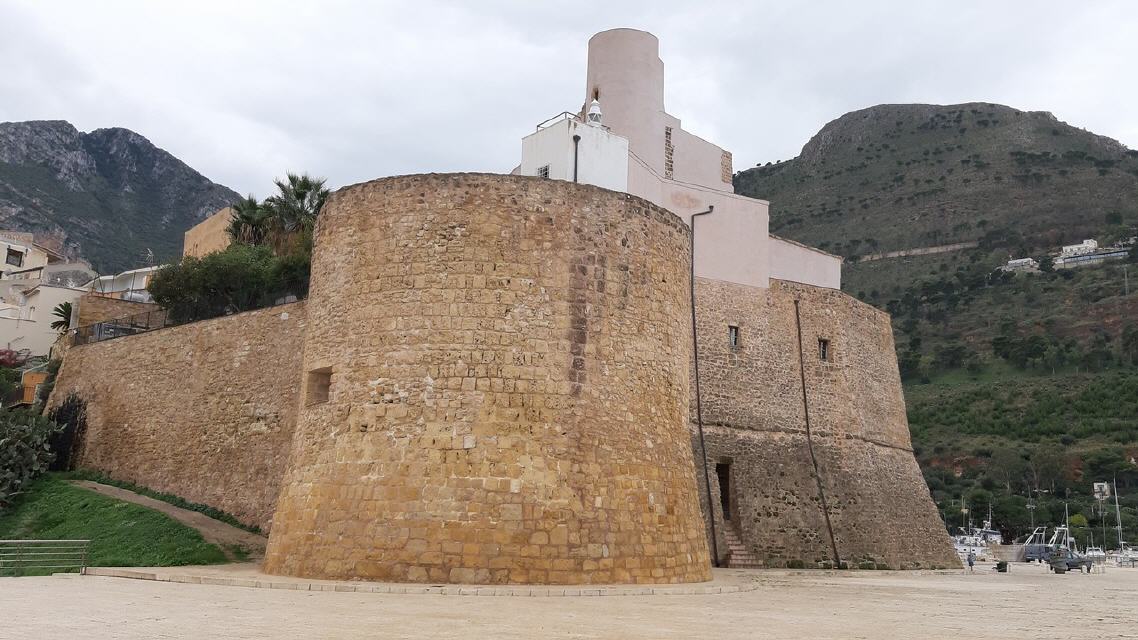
[{"xmin": 967, "ymin": 551, "xmax": 976, "ymax": 572}]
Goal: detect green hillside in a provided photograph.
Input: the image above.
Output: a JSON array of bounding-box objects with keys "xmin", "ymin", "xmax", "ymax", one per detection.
[
  {"xmin": 736, "ymin": 103, "xmax": 1138, "ymax": 544},
  {"xmin": 737, "ymin": 102, "xmax": 1138, "ymax": 260}
]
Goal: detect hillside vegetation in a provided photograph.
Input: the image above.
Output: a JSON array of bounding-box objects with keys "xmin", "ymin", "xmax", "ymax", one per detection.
[
  {"xmin": 737, "ymin": 102, "xmax": 1138, "ymax": 260},
  {"xmin": 736, "ymin": 102, "xmax": 1138, "ymax": 544},
  {"xmin": 908, "ymin": 369, "xmax": 1137, "ymax": 546}
]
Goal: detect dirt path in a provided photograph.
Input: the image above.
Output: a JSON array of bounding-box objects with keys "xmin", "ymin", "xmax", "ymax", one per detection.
[{"xmin": 70, "ymin": 481, "xmax": 267, "ymax": 562}]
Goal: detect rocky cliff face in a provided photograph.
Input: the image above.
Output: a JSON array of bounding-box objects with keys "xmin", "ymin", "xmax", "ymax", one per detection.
[{"xmin": 0, "ymin": 120, "xmax": 239, "ymax": 272}]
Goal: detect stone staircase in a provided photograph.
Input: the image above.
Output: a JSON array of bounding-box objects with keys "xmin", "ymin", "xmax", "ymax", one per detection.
[{"xmin": 723, "ymin": 525, "xmax": 762, "ymax": 568}]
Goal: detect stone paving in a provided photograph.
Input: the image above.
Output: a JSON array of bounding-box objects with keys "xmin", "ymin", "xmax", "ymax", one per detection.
[
  {"xmin": 2, "ymin": 564, "xmax": 1136, "ymax": 638},
  {"xmin": 81, "ymin": 564, "xmax": 761, "ymax": 596}
]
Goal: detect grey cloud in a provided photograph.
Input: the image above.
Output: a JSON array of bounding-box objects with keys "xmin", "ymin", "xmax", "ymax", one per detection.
[{"xmin": 1, "ymin": 0, "xmax": 1134, "ymax": 195}]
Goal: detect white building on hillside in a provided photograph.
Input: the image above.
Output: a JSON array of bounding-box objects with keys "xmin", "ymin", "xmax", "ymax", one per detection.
[
  {"xmin": 86, "ymin": 265, "xmax": 162, "ymax": 303},
  {"xmin": 0, "ymin": 283, "xmax": 87, "ymax": 356},
  {"xmin": 0, "ymin": 230, "xmax": 95, "ymax": 357},
  {"xmin": 1003, "ymin": 257, "xmax": 1039, "ymax": 272},
  {"xmin": 1061, "ymin": 239, "xmax": 1099, "ymax": 257}
]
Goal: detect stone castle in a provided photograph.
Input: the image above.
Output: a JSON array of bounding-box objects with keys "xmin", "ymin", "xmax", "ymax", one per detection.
[{"xmin": 47, "ymin": 29, "xmax": 958, "ymax": 585}]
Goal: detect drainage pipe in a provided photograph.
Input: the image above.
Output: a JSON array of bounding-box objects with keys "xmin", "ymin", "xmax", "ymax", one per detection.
[
  {"xmin": 572, "ymin": 134, "xmax": 581, "ymax": 183},
  {"xmin": 689, "ymin": 206, "xmax": 719, "ymax": 567},
  {"xmin": 793, "ymin": 299, "xmax": 842, "ymax": 567}
]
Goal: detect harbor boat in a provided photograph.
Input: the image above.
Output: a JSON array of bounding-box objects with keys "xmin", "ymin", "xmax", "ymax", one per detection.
[
  {"xmin": 1110, "ymin": 542, "xmax": 1138, "ymax": 568},
  {"xmin": 951, "ymin": 502, "xmax": 1003, "ymax": 561},
  {"xmin": 1106, "ymin": 481, "xmax": 1137, "ymax": 567},
  {"xmin": 952, "ymin": 511, "xmax": 1003, "ymax": 561}
]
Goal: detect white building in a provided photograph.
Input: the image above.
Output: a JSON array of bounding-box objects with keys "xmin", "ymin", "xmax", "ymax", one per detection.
[
  {"xmin": 1060, "ymin": 239, "xmax": 1099, "ymax": 257},
  {"xmin": 86, "ymin": 265, "xmax": 162, "ymax": 303},
  {"xmin": 0, "ymin": 230, "xmax": 96, "ymax": 357},
  {"xmin": 518, "ymin": 29, "xmax": 840, "ymax": 291},
  {"xmin": 1003, "ymin": 257, "xmax": 1039, "ymax": 272},
  {"xmin": 0, "ymin": 283, "xmax": 87, "ymax": 356}
]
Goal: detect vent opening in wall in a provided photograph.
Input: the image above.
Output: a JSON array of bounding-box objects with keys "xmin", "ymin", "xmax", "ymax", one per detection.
[
  {"xmin": 306, "ymin": 367, "xmax": 332, "ymax": 405},
  {"xmin": 536, "ymin": 165, "xmax": 550, "ymax": 179},
  {"xmin": 728, "ymin": 325, "xmax": 740, "ymax": 349},
  {"xmin": 818, "ymin": 338, "xmax": 831, "ymax": 362}
]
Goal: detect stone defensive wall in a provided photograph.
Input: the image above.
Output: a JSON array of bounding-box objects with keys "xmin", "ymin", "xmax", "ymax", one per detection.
[
  {"xmin": 43, "ymin": 170, "xmax": 955, "ymax": 582},
  {"xmin": 691, "ymin": 278, "xmax": 959, "ymax": 569},
  {"xmin": 262, "ymin": 174, "xmax": 712, "ymax": 584},
  {"xmin": 47, "ymin": 302, "xmax": 307, "ymax": 531}
]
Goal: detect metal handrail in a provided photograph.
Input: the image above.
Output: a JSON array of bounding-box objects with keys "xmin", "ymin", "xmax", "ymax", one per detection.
[
  {"xmin": 534, "ymin": 111, "xmax": 581, "ymax": 131},
  {"xmin": 70, "ymin": 295, "xmax": 305, "ymax": 347},
  {"xmin": 0, "ymin": 539, "xmax": 90, "ymax": 576}
]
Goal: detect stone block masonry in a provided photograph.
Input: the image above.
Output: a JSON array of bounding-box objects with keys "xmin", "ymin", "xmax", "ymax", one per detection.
[
  {"xmin": 47, "ymin": 302, "xmax": 307, "ymax": 531},
  {"xmin": 263, "ymin": 174, "xmax": 712, "ymax": 584},
  {"xmin": 47, "ymin": 170, "xmax": 956, "ymax": 584},
  {"xmin": 690, "ymin": 278, "xmax": 959, "ymax": 569},
  {"xmin": 75, "ymin": 293, "xmax": 161, "ymax": 328}
]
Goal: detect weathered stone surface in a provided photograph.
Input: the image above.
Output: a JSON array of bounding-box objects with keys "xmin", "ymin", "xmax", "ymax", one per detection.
[
  {"xmin": 690, "ymin": 278, "xmax": 958, "ymax": 569},
  {"xmin": 47, "ymin": 302, "xmax": 306, "ymax": 531},
  {"xmin": 48, "ymin": 171, "xmax": 956, "ymax": 583},
  {"xmin": 263, "ymin": 174, "xmax": 711, "ymax": 584},
  {"xmin": 74, "ymin": 293, "xmax": 160, "ymax": 327}
]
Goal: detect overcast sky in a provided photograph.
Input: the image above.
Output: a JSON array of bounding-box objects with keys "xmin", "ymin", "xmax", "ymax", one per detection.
[{"xmin": 2, "ymin": 1, "xmax": 1136, "ymax": 196}]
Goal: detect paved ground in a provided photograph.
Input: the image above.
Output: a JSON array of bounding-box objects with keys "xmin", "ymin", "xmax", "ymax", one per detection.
[
  {"xmin": 2, "ymin": 564, "xmax": 1135, "ymax": 639},
  {"xmin": 71, "ymin": 481, "xmax": 267, "ymax": 560}
]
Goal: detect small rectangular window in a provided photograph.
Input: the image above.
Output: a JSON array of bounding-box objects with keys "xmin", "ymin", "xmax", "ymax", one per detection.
[
  {"xmin": 536, "ymin": 165, "xmax": 550, "ymax": 179},
  {"xmin": 306, "ymin": 367, "xmax": 332, "ymax": 405},
  {"xmin": 728, "ymin": 325, "xmax": 740, "ymax": 349},
  {"xmin": 818, "ymin": 338, "xmax": 831, "ymax": 362},
  {"xmin": 6, "ymin": 248, "xmax": 23, "ymax": 267}
]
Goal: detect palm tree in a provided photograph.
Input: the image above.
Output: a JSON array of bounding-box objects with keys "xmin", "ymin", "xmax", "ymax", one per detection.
[
  {"xmin": 262, "ymin": 173, "xmax": 329, "ymax": 255},
  {"xmin": 226, "ymin": 195, "xmax": 270, "ymax": 246},
  {"xmin": 50, "ymin": 301, "xmax": 72, "ymax": 332}
]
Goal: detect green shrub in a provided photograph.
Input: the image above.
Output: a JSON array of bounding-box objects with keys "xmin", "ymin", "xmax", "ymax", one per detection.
[
  {"xmin": 0, "ymin": 367, "xmax": 20, "ymax": 405},
  {"xmin": 0, "ymin": 410, "xmax": 62, "ymax": 508},
  {"xmin": 36, "ymin": 359, "xmax": 61, "ymax": 407},
  {"xmin": 148, "ymin": 244, "xmax": 309, "ymax": 323}
]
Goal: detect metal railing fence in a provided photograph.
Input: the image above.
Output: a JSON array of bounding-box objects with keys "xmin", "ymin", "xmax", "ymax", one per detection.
[
  {"xmin": 0, "ymin": 539, "xmax": 90, "ymax": 576},
  {"xmin": 70, "ymin": 295, "xmax": 305, "ymax": 347},
  {"xmin": 72, "ymin": 308, "xmax": 172, "ymax": 346}
]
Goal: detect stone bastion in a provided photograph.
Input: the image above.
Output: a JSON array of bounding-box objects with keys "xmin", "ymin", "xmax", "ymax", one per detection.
[{"xmin": 261, "ymin": 173, "xmax": 712, "ymax": 584}]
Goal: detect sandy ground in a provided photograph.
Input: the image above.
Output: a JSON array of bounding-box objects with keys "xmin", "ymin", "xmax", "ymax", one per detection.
[{"xmin": 1, "ymin": 564, "xmax": 1136, "ymax": 639}]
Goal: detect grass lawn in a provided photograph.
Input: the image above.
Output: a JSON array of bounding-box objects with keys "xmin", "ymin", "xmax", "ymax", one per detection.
[{"xmin": 0, "ymin": 474, "xmax": 227, "ymax": 574}]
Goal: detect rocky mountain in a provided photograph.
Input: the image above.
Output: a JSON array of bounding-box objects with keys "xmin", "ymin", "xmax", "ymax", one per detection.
[
  {"xmin": 736, "ymin": 103, "xmax": 1138, "ymax": 260},
  {"xmin": 0, "ymin": 120, "xmax": 239, "ymax": 272}
]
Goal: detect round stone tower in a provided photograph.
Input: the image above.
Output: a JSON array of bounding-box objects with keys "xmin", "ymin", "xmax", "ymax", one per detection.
[{"xmin": 263, "ymin": 173, "xmax": 711, "ymax": 584}]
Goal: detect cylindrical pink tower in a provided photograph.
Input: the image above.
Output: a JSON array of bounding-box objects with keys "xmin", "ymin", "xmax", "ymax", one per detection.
[{"xmin": 585, "ymin": 29, "xmax": 666, "ymax": 175}]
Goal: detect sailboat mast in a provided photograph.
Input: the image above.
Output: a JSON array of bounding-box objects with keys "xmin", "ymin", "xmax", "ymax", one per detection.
[{"xmin": 1114, "ymin": 479, "xmax": 1124, "ymax": 549}]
